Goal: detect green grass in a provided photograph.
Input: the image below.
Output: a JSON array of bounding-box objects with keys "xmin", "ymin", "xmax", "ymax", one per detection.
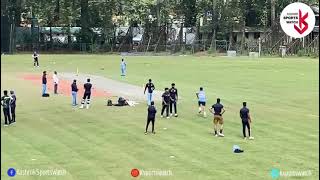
[{"xmin": 1, "ymin": 54, "xmax": 319, "ymax": 180}]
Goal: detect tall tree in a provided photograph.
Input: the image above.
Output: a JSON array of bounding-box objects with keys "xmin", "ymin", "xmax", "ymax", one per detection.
[
  {"xmin": 80, "ymin": 0, "xmax": 91, "ymax": 43},
  {"xmin": 271, "ymin": 0, "xmax": 276, "ymax": 27},
  {"xmin": 182, "ymin": 0, "xmax": 197, "ymax": 27}
]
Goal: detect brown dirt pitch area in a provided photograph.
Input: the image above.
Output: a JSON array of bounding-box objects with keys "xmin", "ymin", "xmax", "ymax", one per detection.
[
  {"xmin": 20, "ymin": 72, "xmax": 162, "ymax": 102},
  {"xmin": 21, "ymin": 74, "xmax": 112, "ymax": 98}
]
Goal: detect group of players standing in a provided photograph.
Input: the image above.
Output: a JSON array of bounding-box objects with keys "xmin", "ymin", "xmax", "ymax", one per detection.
[
  {"xmin": 144, "ymin": 82, "xmax": 254, "ymax": 140},
  {"xmin": 41, "ymin": 71, "xmax": 92, "ymax": 110},
  {"xmin": 1, "ymin": 90, "xmax": 17, "ymax": 126},
  {"xmin": 71, "ymin": 78, "xmax": 93, "ymax": 109},
  {"xmin": 144, "ymin": 79, "xmax": 178, "ymax": 134}
]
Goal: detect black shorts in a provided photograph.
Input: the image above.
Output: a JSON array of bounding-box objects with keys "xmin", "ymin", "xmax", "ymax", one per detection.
[
  {"xmin": 242, "ymin": 119, "xmax": 249, "ymax": 123},
  {"xmin": 162, "ymin": 101, "xmax": 169, "ymax": 106},
  {"xmin": 147, "ymin": 117, "xmax": 155, "ymax": 121},
  {"xmin": 83, "ymin": 92, "xmax": 91, "ymax": 99},
  {"xmin": 170, "ymin": 99, "xmax": 176, "ymax": 103},
  {"xmin": 198, "ymin": 101, "xmax": 206, "ymax": 106}
]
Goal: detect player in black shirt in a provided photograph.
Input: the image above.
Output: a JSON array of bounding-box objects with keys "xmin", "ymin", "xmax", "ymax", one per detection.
[
  {"xmin": 80, "ymin": 78, "xmax": 92, "ymax": 109},
  {"xmin": 71, "ymin": 80, "xmax": 79, "ymax": 106},
  {"xmin": 144, "ymin": 79, "xmax": 155, "ymax": 105},
  {"xmin": 10, "ymin": 91, "xmax": 16, "ymax": 123},
  {"xmin": 209, "ymin": 98, "xmax": 226, "ymax": 137},
  {"xmin": 1, "ymin": 90, "xmax": 12, "ymax": 126},
  {"xmin": 161, "ymin": 88, "xmax": 171, "ymax": 118},
  {"xmin": 240, "ymin": 102, "xmax": 254, "ymax": 140},
  {"xmin": 145, "ymin": 101, "xmax": 157, "ymax": 134},
  {"xmin": 33, "ymin": 51, "xmax": 39, "ymax": 67},
  {"xmin": 169, "ymin": 83, "xmax": 178, "ymax": 117},
  {"xmin": 42, "ymin": 71, "xmax": 47, "ymax": 96}
]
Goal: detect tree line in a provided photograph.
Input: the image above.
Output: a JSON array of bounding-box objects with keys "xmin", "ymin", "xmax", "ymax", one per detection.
[{"xmin": 1, "ymin": 0, "xmax": 318, "ymax": 51}]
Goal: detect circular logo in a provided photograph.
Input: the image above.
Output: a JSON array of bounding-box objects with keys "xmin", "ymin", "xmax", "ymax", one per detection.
[
  {"xmin": 131, "ymin": 168, "xmax": 140, "ymax": 177},
  {"xmin": 7, "ymin": 168, "xmax": 16, "ymax": 177},
  {"xmin": 280, "ymin": 2, "xmax": 315, "ymax": 38}
]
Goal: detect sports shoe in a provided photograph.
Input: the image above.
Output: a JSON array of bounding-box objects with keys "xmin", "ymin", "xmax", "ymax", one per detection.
[
  {"xmin": 166, "ymin": 116, "xmax": 170, "ymax": 119},
  {"xmin": 4, "ymin": 124, "xmax": 8, "ymax": 127},
  {"xmin": 234, "ymin": 149, "xmax": 244, "ymax": 153},
  {"xmin": 218, "ymin": 133, "xmax": 225, "ymax": 137},
  {"xmin": 214, "ymin": 134, "xmax": 218, "ymax": 137},
  {"xmin": 86, "ymin": 104, "xmax": 90, "ymax": 109},
  {"xmin": 244, "ymin": 137, "xmax": 248, "ymax": 140},
  {"xmin": 170, "ymin": 114, "xmax": 173, "ymax": 117},
  {"xmin": 144, "ymin": 132, "xmax": 148, "ymax": 135},
  {"xmin": 79, "ymin": 105, "xmax": 84, "ymax": 109},
  {"xmin": 160, "ymin": 115, "xmax": 163, "ymax": 118},
  {"xmin": 249, "ymin": 136, "xmax": 254, "ymax": 140},
  {"xmin": 174, "ymin": 114, "xmax": 178, "ymax": 117}
]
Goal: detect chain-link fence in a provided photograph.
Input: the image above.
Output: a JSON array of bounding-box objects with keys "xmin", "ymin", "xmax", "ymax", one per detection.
[{"xmin": 11, "ymin": 25, "xmax": 319, "ymax": 57}]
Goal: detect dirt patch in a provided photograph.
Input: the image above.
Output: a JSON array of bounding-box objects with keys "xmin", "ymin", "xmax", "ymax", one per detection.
[
  {"xmin": 21, "ymin": 74, "xmax": 112, "ymax": 98},
  {"xmin": 59, "ymin": 72, "xmax": 162, "ymax": 102}
]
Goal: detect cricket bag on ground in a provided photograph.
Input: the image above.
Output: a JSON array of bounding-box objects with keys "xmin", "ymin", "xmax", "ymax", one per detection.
[
  {"xmin": 107, "ymin": 99, "xmax": 113, "ymax": 106},
  {"xmin": 118, "ymin": 97, "xmax": 128, "ymax": 106}
]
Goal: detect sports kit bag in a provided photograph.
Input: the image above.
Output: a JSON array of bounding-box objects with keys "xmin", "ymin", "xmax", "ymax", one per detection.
[{"xmin": 107, "ymin": 99, "xmax": 113, "ymax": 106}]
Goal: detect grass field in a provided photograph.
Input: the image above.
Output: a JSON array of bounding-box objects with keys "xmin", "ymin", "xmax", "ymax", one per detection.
[{"xmin": 1, "ymin": 54, "xmax": 319, "ymax": 180}]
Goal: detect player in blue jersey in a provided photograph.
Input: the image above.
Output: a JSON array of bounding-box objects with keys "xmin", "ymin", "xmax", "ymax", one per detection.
[
  {"xmin": 196, "ymin": 87, "xmax": 207, "ymax": 117},
  {"xmin": 120, "ymin": 59, "xmax": 127, "ymax": 76}
]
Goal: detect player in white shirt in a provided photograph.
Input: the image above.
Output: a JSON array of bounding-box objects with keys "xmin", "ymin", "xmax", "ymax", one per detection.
[
  {"xmin": 32, "ymin": 51, "xmax": 39, "ymax": 67},
  {"xmin": 53, "ymin": 71, "xmax": 59, "ymax": 94}
]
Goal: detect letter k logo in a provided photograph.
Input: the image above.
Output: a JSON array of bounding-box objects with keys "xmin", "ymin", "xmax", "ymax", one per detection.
[{"xmin": 294, "ymin": 9, "xmax": 308, "ymax": 34}]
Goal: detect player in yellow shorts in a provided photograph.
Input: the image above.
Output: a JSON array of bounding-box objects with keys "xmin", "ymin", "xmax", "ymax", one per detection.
[{"xmin": 209, "ymin": 98, "xmax": 226, "ymax": 137}]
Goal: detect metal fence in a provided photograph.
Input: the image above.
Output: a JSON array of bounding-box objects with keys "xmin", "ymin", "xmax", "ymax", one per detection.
[{"xmin": 13, "ymin": 36, "xmax": 319, "ymax": 57}]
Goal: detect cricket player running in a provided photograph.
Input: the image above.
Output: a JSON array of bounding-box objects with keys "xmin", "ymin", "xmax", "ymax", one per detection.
[
  {"xmin": 144, "ymin": 79, "xmax": 155, "ymax": 105},
  {"xmin": 240, "ymin": 102, "xmax": 254, "ymax": 140},
  {"xmin": 196, "ymin": 87, "xmax": 207, "ymax": 117},
  {"xmin": 120, "ymin": 59, "xmax": 127, "ymax": 76},
  {"xmin": 32, "ymin": 51, "xmax": 39, "ymax": 67},
  {"xmin": 169, "ymin": 83, "xmax": 178, "ymax": 117},
  {"xmin": 210, "ymin": 98, "xmax": 226, "ymax": 137},
  {"xmin": 80, "ymin": 78, "xmax": 92, "ymax": 109},
  {"xmin": 161, "ymin": 88, "xmax": 171, "ymax": 118}
]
